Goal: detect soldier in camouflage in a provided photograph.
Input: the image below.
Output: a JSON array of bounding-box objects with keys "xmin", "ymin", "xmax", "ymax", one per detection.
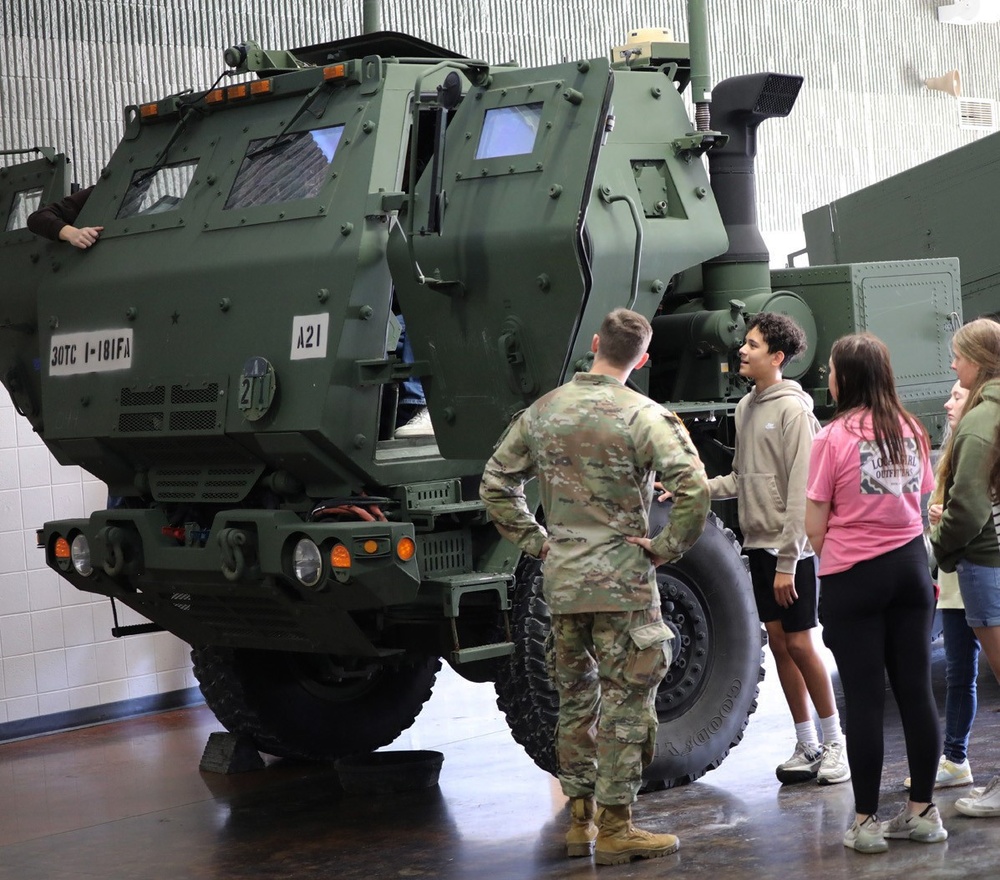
[{"xmin": 480, "ymin": 308, "xmax": 710, "ymax": 865}]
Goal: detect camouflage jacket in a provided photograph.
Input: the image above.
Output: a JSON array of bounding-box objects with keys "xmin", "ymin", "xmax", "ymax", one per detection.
[{"xmin": 479, "ymin": 372, "xmax": 710, "ymax": 613}]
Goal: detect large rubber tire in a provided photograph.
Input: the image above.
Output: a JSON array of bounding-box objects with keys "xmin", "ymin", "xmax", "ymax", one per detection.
[
  {"xmin": 494, "ymin": 556, "xmax": 559, "ymax": 775},
  {"xmin": 494, "ymin": 506, "xmax": 763, "ymax": 790},
  {"xmin": 191, "ymin": 647, "xmax": 441, "ymax": 760}
]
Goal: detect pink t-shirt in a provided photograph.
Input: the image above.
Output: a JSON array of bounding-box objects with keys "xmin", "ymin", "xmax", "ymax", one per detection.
[{"xmin": 807, "ymin": 413, "xmax": 932, "ymax": 576}]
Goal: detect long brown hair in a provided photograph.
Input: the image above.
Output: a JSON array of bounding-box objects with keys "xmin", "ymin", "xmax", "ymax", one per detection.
[
  {"xmin": 937, "ymin": 318, "xmax": 1000, "ymax": 493},
  {"xmin": 829, "ymin": 333, "xmax": 928, "ymax": 465}
]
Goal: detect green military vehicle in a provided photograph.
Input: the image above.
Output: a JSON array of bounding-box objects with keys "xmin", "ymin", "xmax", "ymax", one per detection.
[{"xmin": 0, "ymin": 0, "xmax": 960, "ymax": 789}]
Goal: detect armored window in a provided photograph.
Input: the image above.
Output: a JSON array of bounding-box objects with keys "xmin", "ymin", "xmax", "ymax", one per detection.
[
  {"xmin": 117, "ymin": 161, "xmax": 196, "ymax": 219},
  {"xmin": 224, "ymin": 125, "xmax": 345, "ymax": 210},
  {"xmin": 5, "ymin": 187, "xmax": 43, "ymax": 231},
  {"xmin": 475, "ymin": 103, "xmax": 544, "ymax": 160}
]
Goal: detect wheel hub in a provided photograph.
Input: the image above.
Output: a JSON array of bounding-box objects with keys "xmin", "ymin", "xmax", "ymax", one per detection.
[{"xmin": 655, "ymin": 570, "xmax": 711, "ymax": 712}]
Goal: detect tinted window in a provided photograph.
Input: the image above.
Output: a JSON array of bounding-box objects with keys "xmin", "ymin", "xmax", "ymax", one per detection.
[
  {"xmin": 224, "ymin": 125, "xmax": 345, "ymax": 210},
  {"xmin": 118, "ymin": 162, "xmax": 196, "ymax": 219},
  {"xmin": 6, "ymin": 187, "xmax": 43, "ymax": 231},
  {"xmin": 475, "ymin": 104, "xmax": 544, "ymax": 160}
]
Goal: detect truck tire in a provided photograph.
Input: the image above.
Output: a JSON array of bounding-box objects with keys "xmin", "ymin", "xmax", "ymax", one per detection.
[
  {"xmin": 191, "ymin": 646, "xmax": 441, "ymax": 761},
  {"xmin": 494, "ymin": 507, "xmax": 763, "ymax": 790}
]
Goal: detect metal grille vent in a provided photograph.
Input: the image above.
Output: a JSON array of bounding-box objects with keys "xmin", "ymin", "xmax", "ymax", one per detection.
[
  {"xmin": 959, "ymin": 98, "xmax": 996, "ymax": 131},
  {"xmin": 172, "ymin": 383, "xmax": 219, "ymax": 404},
  {"xmin": 117, "ymin": 378, "xmax": 225, "ymax": 436},
  {"xmin": 754, "ymin": 74, "xmax": 802, "ymax": 117},
  {"xmin": 417, "ymin": 530, "xmax": 472, "ymax": 577},
  {"xmin": 121, "ymin": 386, "xmax": 165, "ymax": 406},
  {"xmin": 150, "ymin": 463, "xmax": 263, "ymax": 503},
  {"xmin": 164, "ymin": 591, "xmax": 310, "ymax": 644}
]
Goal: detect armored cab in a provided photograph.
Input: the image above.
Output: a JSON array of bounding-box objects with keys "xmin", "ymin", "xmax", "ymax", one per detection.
[{"xmin": 0, "ymin": 0, "xmax": 960, "ymax": 786}]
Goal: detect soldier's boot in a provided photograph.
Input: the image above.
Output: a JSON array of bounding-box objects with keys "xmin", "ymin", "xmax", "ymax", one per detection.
[
  {"xmin": 594, "ymin": 803, "xmax": 680, "ymax": 866},
  {"xmin": 565, "ymin": 795, "xmax": 598, "ymax": 857}
]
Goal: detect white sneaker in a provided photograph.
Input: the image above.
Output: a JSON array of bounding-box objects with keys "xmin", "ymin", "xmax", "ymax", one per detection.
[
  {"xmin": 775, "ymin": 741, "xmax": 823, "ymax": 784},
  {"xmin": 395, "ymin": 407, "xmax": 433, "ymax": 438},
  {"xmin": 884, "ymin": 803, "xmax": 948, "ymax": 843},
  {"xmin": 843, "ymin": 815, "xmax": 887, "ymax": 854},
  {"xmin": 818, "ymin": 741, "xmax": 851, "ymax": 785},
  {"xmin": 955, "ymin": 775, "xmax": 1000, "ymax": 817},
  {"xmin": 904, "ymin": 755, "xmax": 973, "ymax": 790}
]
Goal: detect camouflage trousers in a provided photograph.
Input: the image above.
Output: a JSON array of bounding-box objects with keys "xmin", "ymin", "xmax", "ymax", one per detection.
[{"xmin": 549, "ymin": 607, "xmax": 673, "ymax": 805}]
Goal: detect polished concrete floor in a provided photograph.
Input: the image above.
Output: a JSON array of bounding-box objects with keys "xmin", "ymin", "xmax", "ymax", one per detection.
[{"xmin": 1, "ymin": 640, "xmax": 999, "ymax": 880}]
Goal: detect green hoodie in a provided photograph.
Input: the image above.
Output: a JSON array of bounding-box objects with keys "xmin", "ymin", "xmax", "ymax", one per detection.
[{"xmin": 931, "ymin": 378, "xmax": 1000, "ymax": 572}]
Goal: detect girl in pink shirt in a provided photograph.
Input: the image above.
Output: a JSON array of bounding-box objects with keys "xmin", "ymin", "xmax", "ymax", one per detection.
[{"xmin": 805, "ymin": 333, "xmax": 945, "ymax": 853}]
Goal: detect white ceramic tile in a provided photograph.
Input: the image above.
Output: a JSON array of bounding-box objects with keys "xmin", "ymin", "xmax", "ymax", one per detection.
[
  {"xmin": 0, "ymin": 613, "xmax": 33, "ymax": 656},
  {"xmin": 127, "ymin": 674, "xmax": 159, "ymax": 699},
  {"xmin": 68, "ymin": 684, "xmax": 101, "ymax": 710},
  {"xmin": 0, "ymin": 489, "xmax": 23, "ymax": 531},
  {"xmin": 49, "ymin": 461, "xmax": 83, "ymax": 486},
  {"xmin": 34, "ymin": 649, "xmax": 68, "ymax": 692},
  {"xmin": 94, "ymin": 639, "xmax": 127, "ymax": 681},
  {"xmin": 3, "ymin": 654, "xmax": 37, "ymax": 697},
  {"xmin": 51, "ymin": 482, "xmax": 84, "ymax": 519},
  {"xmin": 153, "ymin": 634, "xmax": 190, "ymax": 672},
  {"xmin": 65, "ymin": 643, "xmax": 100, "ymax": 688},
  {"xmin": 14, "ymin": 416, "xmax": 45, "ymax": 448},
  {"xmin": 16, "ymin": 445, "xmax": 51, "ymax": 487},
  {"xmin": 98, "ymin": 680, "xmax": 129, "ymax": 704},
  {"xmin": 0, "ymin": 573, "xmax": 30, "ymax": 615},
  {"xmin": 19, "ymin": 486, "xmax": 54, "ymax": 529},
  {"xmin": 65, "ymin": 644, "xmax": 99, "ymax": 687},
  {"xmin": 92, "ymin": 600, "xmax": 115, "ymax": 635},
  {"xmin": 21, "ymin": 529, "xmax": 47, "ymax": 572},
  {"xmin": 0, "ymin": 409, "xmax": 17, "ymax": 451},
  {"xmin": 0, "ymin": 530, "xmax": 26, "ymax": 574},
  {"xmin": 156, "ymin": 668, "xmax": 191, "ymax": 693},
  {"xmin": 62, "ymin": 604, "xmax": 96, "ymax": 647},
  {"xmin": 124, "ymin": 634, "xmax": 157, "ymax": 677},
  {"xmin": 27, "ymin": 567, "xmax": 62, "ymax": 611},
  {"xmin": 0, "ymin": 700, "xmax": 7, "ymax": 722},
  {"xmin": 82, "ymin": 480, "xmax": 110, "ymax": 516},
  {"xmin": 30, "ymin": 608, "xmax": 64, "ymax": 652},
  {"xmin": 38, "ymin": 690, "xmax": 71, "ymax": 716},
  {"xmin": 4, "ymin": 694, "xmax": 39, "ymax": 722},
  {"xmin": 0, "ymin": 451, "xmax": 19, "ymax": 489}
]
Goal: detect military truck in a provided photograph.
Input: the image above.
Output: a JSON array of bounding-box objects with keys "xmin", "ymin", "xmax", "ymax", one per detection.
[{"xmin": 0, "ymin": 0, "xmax": 960, "ymax": 789}]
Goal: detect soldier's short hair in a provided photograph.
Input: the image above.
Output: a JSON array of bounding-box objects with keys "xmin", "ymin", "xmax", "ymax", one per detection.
[
  {"xmin": 747, "ymin": 312, "xmax": 807, "ymax": 365},
  {"xmin": 597, "ymin": 308, "xmax": 652, "ymax": 368}
]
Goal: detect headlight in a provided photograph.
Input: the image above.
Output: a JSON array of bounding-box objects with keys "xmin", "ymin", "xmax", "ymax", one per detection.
[
  {"xmin": 71, "ymin": 534, "xmax": 93, "ymax": 577},
  {"xmin": 293, "ymin": 538, "xmax": 323, "ymax": 587}
]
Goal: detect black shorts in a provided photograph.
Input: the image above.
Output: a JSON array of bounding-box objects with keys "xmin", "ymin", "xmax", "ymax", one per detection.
[{"xmin": 746, "ymin": 549, "xmax": 819, "ymax": 633}]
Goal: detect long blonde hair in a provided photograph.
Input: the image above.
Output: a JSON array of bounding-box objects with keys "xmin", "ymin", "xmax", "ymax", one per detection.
[{"xmin": 936, "ymin": 318, "xmax": 1000, "ymax": 493}]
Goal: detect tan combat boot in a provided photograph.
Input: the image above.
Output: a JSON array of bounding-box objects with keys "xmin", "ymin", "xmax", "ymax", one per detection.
[
  {"xmin": 565, "ymin": 795, "xmax": 598, "ymax": 857},
  {"xmin": 594, "ymin": 803, "xmax": 680, "ymax": 865}
]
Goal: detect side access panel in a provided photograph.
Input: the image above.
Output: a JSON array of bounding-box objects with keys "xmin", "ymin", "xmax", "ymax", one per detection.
[{"xmin": 387, "ymin": 60, "xmax": 611, "ymax": 459}]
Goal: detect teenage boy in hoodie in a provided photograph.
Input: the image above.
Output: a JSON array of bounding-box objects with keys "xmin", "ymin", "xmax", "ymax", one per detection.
[{"xmin": 711, "ymin": 312, "xmax": 849, "ymax": 786}]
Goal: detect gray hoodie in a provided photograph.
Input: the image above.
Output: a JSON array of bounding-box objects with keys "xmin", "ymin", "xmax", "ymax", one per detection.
[{"xmin": 708, "ymin": 380, "xmax": 819, "ymax": 573}]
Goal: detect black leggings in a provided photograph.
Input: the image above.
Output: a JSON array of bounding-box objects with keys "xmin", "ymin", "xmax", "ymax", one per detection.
[{"xmin": 820, "ymin": 536, "xmax": 941, "ymax": 814}]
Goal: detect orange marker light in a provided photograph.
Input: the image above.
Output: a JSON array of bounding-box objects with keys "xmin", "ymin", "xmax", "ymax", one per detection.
[
  {"xmin": 54, "ymin": 537, "xmax": 71, "ymax": 559},
  {"xmin": 396, "ymin": 537, "xmax": 415, "ymax": 562},
  {"xmin": 139, "ymin": 103, "xmax": 159, "ymax": 118},
  {"xmin": 323, "ymin": 63, "xmax": 347, "ymax": 81},
  {"xmin": 205, "ymin": 89, "xmax": 225, "ymax": 104},
  {"xmin": 363, "ymin": 539, "xmax": 379, "ymax": 555},
  {"xmin": 331, "ymin": 544, "xmax": 352, "ymax": 569},
  {"xmin": 226, "ymin": 84, "xmax": 249, "ymax": 100},
  {"xmin": 250, "ymin": 79, "xmax": 272, "ymax": 95}
]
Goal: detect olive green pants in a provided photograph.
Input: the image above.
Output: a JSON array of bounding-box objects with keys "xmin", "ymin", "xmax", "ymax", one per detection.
[{"xmin": 550, "ymin": 608, "xmax": 672, "ymax": 805}]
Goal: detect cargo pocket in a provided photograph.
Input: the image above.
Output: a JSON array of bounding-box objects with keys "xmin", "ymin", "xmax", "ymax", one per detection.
[
  {"xmin": 623, "ymin": 619, "xmax": 673, "ymax": 689},
  {"xmin": 608, "ymin": 720, "xmax": 654, "ymax": 788}
]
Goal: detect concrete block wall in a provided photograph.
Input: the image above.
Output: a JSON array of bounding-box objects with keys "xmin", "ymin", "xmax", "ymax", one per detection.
[{"xmin": 1, "ymin": 0, "xmax": 999, "ymax": 730}]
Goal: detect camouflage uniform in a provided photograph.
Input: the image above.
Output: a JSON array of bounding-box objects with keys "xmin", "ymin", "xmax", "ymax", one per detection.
[{"xmin": 480, "ymin": 371, "xmax": 709, "ymax": 804}]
